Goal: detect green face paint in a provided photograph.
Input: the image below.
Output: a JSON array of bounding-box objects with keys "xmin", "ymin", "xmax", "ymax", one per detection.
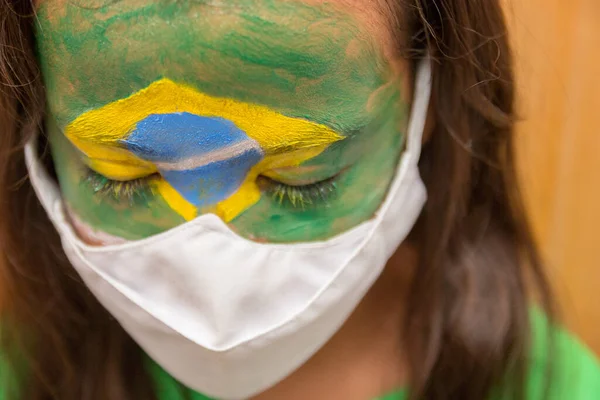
[{"xmin": 37, "ymin": 0, "xmax": 409, "ymax": 243}]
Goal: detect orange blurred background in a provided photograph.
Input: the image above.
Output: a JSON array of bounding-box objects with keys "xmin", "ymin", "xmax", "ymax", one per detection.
[{"xmin": 506, "ymin": 0, "xmax": 600, "ymax": 354}]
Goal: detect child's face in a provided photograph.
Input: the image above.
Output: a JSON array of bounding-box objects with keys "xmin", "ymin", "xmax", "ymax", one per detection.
[{"xmin": 36, "ymin": 0, "xmax": 410, "ymax": 244}]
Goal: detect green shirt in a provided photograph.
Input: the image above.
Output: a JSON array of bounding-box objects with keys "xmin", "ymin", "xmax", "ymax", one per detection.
[{"xmin": 3, "ymin": 309, "xmax": 600, "ymax": 399}]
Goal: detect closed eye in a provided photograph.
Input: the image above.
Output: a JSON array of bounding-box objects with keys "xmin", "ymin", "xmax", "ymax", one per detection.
[
  {"xmin": 257, "ymin": 174, "xmax": 340, "ymax": 209},
  {"xmin": 82, "ymin": 166, "xmax": 157, "ymax": 204}
]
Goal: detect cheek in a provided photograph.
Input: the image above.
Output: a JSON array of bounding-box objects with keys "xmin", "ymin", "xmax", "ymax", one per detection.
[{"xmin": 66, "ymin": 206, "xmax": 128, "ymax": 246}]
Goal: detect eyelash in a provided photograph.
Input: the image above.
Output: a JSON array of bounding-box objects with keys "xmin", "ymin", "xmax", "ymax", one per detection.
[
  {"xmin": 84, "ymin": 168, "xmax": 154, "ymax": 205},
  {"xmin": 260, "ymin": 176, "xmax": 338, "ymax": 209},
  {"xmin": 83, "ymin": 168, "xmax": 339, "ymax": 209}
]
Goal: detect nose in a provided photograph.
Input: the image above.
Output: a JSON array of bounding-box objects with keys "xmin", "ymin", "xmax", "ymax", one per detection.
[{"xmin": 123, "ymin": 112, "xmax": 264, "ymax": 207}]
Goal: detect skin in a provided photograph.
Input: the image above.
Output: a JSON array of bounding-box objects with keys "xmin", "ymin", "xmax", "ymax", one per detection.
[
  {"xmin": 37, "ymin": 0, "xmax": 418, "ymax": 398},
  {"xmin": 37, "ymin": 0, "xmax": 409, "ymax": 243}
]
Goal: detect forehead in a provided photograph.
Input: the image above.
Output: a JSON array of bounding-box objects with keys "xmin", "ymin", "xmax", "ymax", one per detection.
[{"xmin": 37, "ymin": 0, "xmax": 394, "ymax": 132}]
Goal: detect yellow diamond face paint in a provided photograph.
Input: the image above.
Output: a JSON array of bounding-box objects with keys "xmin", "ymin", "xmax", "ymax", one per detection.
[{"xmin": 66, "ymin": 79, "xmax": 343, "ymax": 221}]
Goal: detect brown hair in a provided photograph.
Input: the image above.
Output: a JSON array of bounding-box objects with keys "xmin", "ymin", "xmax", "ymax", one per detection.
[{"xmin": 0, "ymin": 0, "xmax": 555, "ymax": 399}]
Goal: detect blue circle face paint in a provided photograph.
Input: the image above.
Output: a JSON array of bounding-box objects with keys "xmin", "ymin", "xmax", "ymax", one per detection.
[{"xmin": 122, "ymin": 112, "xmax": 264, "ymax": 207}]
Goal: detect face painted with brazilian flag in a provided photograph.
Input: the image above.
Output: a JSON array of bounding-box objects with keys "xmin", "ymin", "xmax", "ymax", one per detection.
[{"xmin": 36, "ymin": 0, "xmax": 410, "ymax": 243}]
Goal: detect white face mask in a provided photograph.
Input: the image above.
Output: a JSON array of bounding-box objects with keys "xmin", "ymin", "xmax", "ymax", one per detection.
[{"xmin": 25, "ymin": 61, "xmax": 431, "ymax": 400}]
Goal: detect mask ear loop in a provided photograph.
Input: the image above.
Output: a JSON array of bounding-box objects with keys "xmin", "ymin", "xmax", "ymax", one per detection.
[
  {"xmin": 24, "ymin": 137, "xmax": 65, "ymax": 223},
  {"xmin": 404, "ymin": 58, "xmax": 432, "ymax": 166}
]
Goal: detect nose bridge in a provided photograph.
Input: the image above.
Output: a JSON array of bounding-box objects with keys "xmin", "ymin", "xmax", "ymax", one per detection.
[{"xmin": 123, "ymin": 112, "xmax": 263, "ymax": 208}]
